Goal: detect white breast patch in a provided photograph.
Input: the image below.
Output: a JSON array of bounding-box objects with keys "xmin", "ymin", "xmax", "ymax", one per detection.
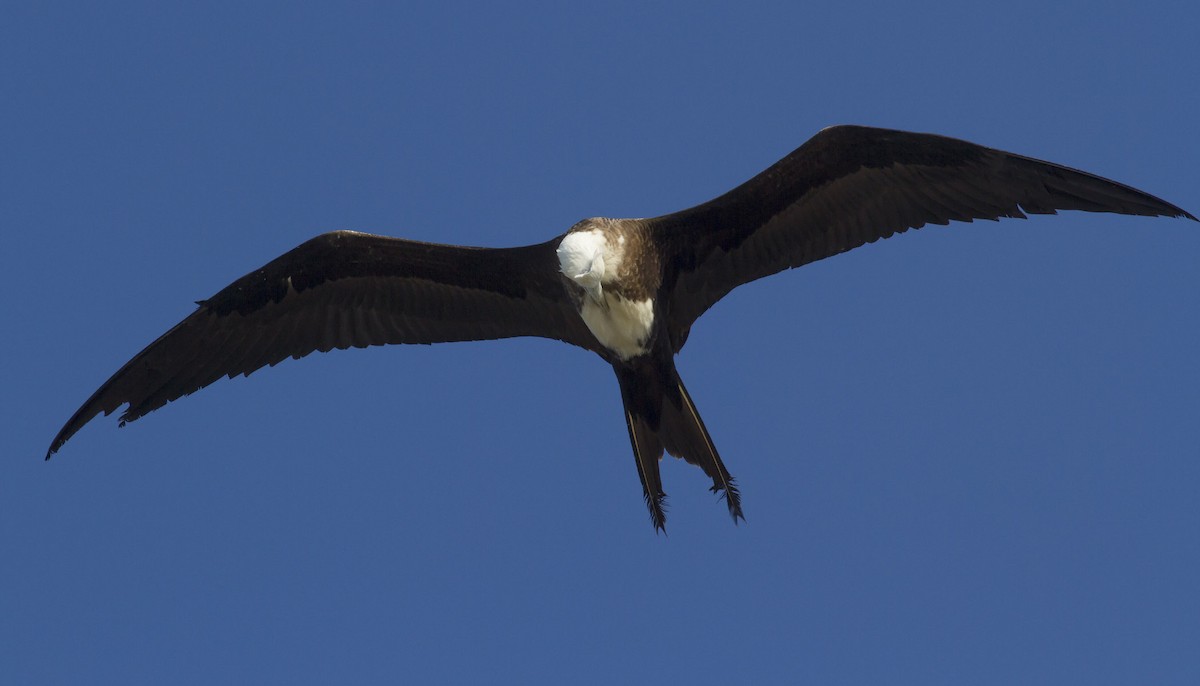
[{"xmin": 580, "ymin": 293, "xmax": 654, "ymax": 360}]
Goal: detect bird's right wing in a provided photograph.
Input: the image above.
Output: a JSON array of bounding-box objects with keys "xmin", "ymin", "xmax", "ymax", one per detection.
[{"xmin": 48, "ymin": 230, "xmax": 599, "ymax": 457}]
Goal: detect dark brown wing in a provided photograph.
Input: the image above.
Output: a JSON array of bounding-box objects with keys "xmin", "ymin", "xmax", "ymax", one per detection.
[
  {"xmin": 48, "ymin": 230, "xmax": 599, "ymax": 458},
  {"xmin": 643, "ymin": 125, "xmax": 1195, "ymax": 348}
]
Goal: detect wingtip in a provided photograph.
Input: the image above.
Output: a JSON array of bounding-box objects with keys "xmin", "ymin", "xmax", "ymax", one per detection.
[
  {"xmin": 1155, "ymin": 202, "xmax": 1197, "ymax": 222},
  {"xmin": 45, "ymin": 436, "xmax": 64, "ymax": 461}
]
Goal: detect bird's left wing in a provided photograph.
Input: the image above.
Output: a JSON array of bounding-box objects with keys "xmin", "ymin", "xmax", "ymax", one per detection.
[
  {"xmin": 48, "ymin": 230, "xmax": 598, "ymax": 457},
  {"xmin": 641, "ymin": 126, "xmax": 1195, "ymax": 348}
]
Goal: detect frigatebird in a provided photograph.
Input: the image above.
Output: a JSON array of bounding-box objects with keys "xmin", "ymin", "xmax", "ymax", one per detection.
[{"xmin": 47, "ymin": 125, "xmax": 1195, "ymax": 531}]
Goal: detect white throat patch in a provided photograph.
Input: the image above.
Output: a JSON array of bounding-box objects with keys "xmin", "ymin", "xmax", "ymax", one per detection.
[{"xmin": 557, "ymin": 229, "xmax": 610, "ymax": 300}]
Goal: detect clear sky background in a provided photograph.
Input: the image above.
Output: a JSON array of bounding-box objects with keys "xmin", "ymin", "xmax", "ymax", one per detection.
[{"xmin": 4, "ymin": 2, "xmax": 1198, "ymax": 684}]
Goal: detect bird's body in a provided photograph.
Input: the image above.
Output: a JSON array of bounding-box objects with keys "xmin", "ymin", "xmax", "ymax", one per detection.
[
  {"xmin": 558, "ymin": 221, "xmax": 657, "ymax": 360},
  {"xmin": 48, "ymin": 125, "xmax": 1195, "ymax": 531}
]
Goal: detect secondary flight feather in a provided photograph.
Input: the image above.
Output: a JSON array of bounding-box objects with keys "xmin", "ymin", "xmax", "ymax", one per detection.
[{"xmin": 47, "ymin": 125, "xmax": 1196, "ymax": 531}]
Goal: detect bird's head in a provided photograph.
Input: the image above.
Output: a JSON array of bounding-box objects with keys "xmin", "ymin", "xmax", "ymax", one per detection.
[{"xmin": 557, "ymin": 226, "xmax": 608, "ymax": 303}]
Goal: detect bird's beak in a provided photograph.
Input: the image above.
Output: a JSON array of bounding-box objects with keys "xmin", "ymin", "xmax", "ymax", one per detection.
[{"xmin": 573, "ymin": 253, "xmax": 605, "ymax": 303}]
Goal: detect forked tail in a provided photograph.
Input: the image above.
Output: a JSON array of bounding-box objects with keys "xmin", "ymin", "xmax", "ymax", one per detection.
[{"xmin": 615, "ymin": 358, "xmax": 744, "ymax": 532}]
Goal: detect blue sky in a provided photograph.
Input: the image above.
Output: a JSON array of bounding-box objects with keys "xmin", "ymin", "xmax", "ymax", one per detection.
[{"xmin": 4, "ymin": 2, "xmax": 1198, "ymax": 683}]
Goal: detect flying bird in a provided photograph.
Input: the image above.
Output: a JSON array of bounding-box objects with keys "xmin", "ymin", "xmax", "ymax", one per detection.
[{"xmin": 47, "ymin": 125, "xmax": 1195, "ymax": 531}]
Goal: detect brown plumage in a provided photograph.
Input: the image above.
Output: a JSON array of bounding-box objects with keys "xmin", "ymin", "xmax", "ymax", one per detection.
[{"xmin": 48, "ymin": 125, "xmax": 1195, "ymax": 531}]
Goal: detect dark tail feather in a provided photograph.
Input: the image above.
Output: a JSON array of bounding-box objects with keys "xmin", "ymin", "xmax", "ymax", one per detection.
[
  {"xmin": 615, "ymin": 360, "xmax": 743, "ymax": 531},
  {"xmin": 622, "ymin": 408, "xmax": 668, "ymax": 532},
  {"xmin": 660, "ymin": 374, "xmax": 744, "ymax": 524}
]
